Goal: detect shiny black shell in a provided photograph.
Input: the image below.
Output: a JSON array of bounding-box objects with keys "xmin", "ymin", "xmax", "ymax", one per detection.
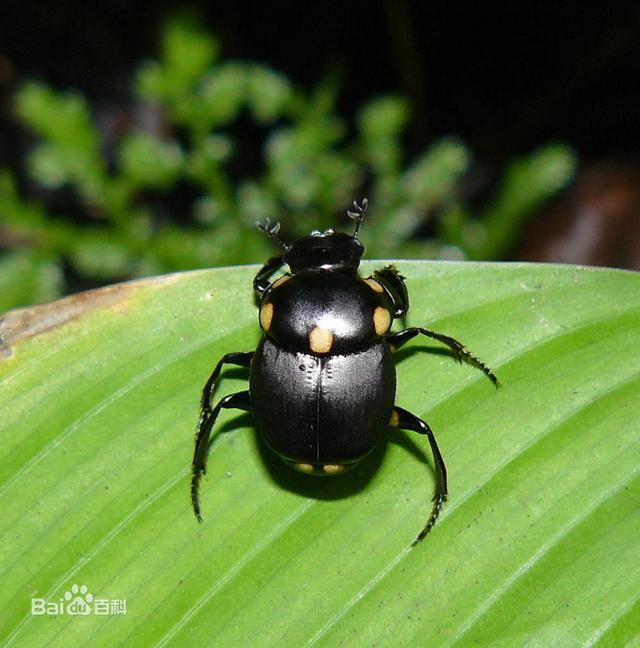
[
  {"xmin": 262, "ymin": 271, "xmax": 389, "ymax": 354},
  {"xmin": 250, "ymin": 338, "xmax": 396, "ymax": 466},
  {"xmin": 249, "ymin": 269, "xmax": 396, "ymax": 469}
]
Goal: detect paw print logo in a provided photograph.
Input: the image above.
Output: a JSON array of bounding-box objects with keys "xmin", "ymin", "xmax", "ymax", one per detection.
[{"xmin": 64, "ymin": 584, "xmax": 93, "ymax": 616}]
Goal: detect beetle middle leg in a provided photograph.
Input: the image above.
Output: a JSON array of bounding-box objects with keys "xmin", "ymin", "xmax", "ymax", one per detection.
[
  {"xmin": 390, "ymin": 406, "xmax": 447, "ymax": 545},
  {"xmin": 199, "ymin": 352, "xmax": 253, "ymax": 422},
  {"xmin": 387, "ymin": 327, "xmax": 499, "ymax": 387}
]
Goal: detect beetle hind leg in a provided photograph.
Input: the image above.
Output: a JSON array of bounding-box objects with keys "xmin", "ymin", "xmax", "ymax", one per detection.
[
  {"xmin": 192, "ymin": 390, "xmax": 252, "ymax": 522},
  {"xmin": 390, "ymin": 406, "xmax": 448, "ymax": 545}
]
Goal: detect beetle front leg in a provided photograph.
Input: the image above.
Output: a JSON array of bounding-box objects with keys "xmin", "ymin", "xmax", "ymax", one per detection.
[
  {"xmin": 253, "ymin": 255, "xmax": 285, "ymax": 298},
  {"xmin": 387, "ymin": 327, "xmax": 499, "ymax": 387},
  {"xmin": 390, "ymin": 406, "xmax": 447, "ymax": 545},
  {"xmin": 369, "ymin": 265, "xmax": 409, "ymax": 317},
  {"xmin": 192, "ymin": 390, "xmax": 252, "ymax": 522}
]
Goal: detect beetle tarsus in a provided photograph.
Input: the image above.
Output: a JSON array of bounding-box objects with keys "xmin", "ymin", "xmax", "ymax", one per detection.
[
  {"xmin": 191, "ymin": 467, "xmax": 204, "ymax": 522},
  {"xmin": 412, "ymin": 491, "xmax": 447, "ymax": 546}
]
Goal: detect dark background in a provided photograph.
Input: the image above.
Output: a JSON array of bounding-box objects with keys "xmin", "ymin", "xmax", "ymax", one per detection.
[
  {"xmin": 2, "ymin": 3, "xmax": 639, "ymax": 160},
  {"xmin": 1, "ymin": 1, "xmax": 640, "ymax": 268}
]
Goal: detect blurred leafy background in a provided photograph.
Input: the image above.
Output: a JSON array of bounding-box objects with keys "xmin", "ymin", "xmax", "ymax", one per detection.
[{"xmin": 1, "ymin": 4, "xmax": 639, "ymax": 313}]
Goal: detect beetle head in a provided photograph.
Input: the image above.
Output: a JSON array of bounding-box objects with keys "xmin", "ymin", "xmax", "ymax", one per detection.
[
  {"xmin": 284, "ymin": 230, "xmax": 364, "ymax": 273},
  {"xmin": 257, "ymin": 199, "xmax": 368, "ymax": 273}
]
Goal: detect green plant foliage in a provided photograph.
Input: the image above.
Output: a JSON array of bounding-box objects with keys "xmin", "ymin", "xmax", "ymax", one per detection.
[
  {"xmin": 0, "ymin": 251, "xmax": 62, "ymax": 313},
  {"xmin": 441, "ymin": 145, "xmax": 577, "ymax": 260},
  {"xmin": 118, "ymin": 134, "xmax": 184, "ymax": 190},
  {"xmin": 0, "ymin": 16, "xmax": 577, "ymax": 311},
  {"xmin": 1, "ymin": 262, "xmax": 638, "ymax": 646}
]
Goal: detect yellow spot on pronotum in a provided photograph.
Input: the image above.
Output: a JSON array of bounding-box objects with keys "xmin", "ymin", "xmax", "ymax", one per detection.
[
  {"xmin": 322, "ymin": 464, "xmax": 346, "ymax": 475},
  {"xmin": 364, "ymin": 277, "xmax": 384, "ymax": 293},
  {"xmin": 309, "ymin": 325, "xmax": 333, "ymax": 353},
  {"xmin": 389, "ymin": 409, "xmax": 400, "ymax": 427},
  {"xmin": 295, "ymin": 463, "xmax": 314, "ymax": 473},
  {"xmin": 260, "ymin": 302, "xmax": 274, "ymax": 331},
  {"xmin": 271, "ymin": 274, "xmax": 291, "ymax": 290},
  {"xmin": 373, "ymin": 306, "xmax": 391, "ymax": 335}
]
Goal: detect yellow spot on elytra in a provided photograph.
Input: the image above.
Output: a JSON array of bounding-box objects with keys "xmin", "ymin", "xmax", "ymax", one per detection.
[
  {"xmin": 295, "ymin": 463, "xmax": 314, "ymax": 473},
  {"xmin": 260, "ymin": 302, "xmax": 274, "ymax": 331},
  {"xmin": 271, "ymin": 274, "xmax": 291, "ymax": 290},
  {"xmin": 322, "ymin": 464, "xmax": 346, "ymax": 475},
  {"xmin": 309, "ymin": 325, "xmax": 333, "ymax": 353},
  {"xmin": 373, "ymin": 306, "xmax": 391, "ymax": 335},
  {"xmin": 389, "ymin": 409, "xmax": 400, "ymax": 427},
  {"xmin": 364, "ymin": 277, "xmax": 384, "ymax": 293}
]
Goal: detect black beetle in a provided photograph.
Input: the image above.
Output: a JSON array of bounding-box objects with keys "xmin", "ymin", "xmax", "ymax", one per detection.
[{"xmin": 191, "ymin": 199, "xmax": 498, "ymax": 544}]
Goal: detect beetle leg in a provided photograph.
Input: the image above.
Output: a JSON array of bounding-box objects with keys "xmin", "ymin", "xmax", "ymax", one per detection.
[
  {"xmin": 387, "ymin": 327, "xmax": 499, "ymax": 387},
  {"xmin": 390, "ymin": 406, "xmax": 447, "ymax": 545},
  {"xmin": 200, "ymin": 352, "xmax": 253, "ymax": 418},
  {"xmin": 253, "ymin": 255, "xmax": 286, "ymax": 298},
  {"xmin": 371, "ymin": 265, "xmax": 409, "ymax": 317},
  {"xmin": 193, "ymin": 352, "xmax": 253, "ymax": 520},
  {"xmin": 192, "ymin": 390, "xmax": 252, "ymax": 522}
]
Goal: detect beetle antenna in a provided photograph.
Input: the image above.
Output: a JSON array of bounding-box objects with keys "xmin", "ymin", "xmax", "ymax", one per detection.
[
  {"xmin": 256, "ymin": 218, "xmax": 290, "ymax": 251},
  {"xmin": 347, "ymin": 198, "xmax": 368, "ymax": 240}
]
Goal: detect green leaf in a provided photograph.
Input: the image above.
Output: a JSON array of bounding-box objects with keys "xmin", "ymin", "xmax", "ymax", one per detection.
[
  {"xmin": 358, "ymin": 95, "xmax": 409, "ymax": 140},
  {"xmin": 69, "ymin": 231, "xmax": 134, "ymax": 280},
  {"xmin": 1, "ymin": 262, "xmax": 639, "ymax": 646},
  {"xmin": 15, "ymin": 83, "xmax": 99, "ymax": 152},
  {"xmin": 246, "ymin": 65, "xmax": 293, "ymax": 124},
  {"xmin": 357, "ymin": 97, "xmax": 408, "ymax": 177},
  {"xmin": 199, "ymin": 64, "xmax": 247, "ymax": 126},
  {"xmin": 119, "ymin": 133, "xmax": 184, "ymax": 190},
  {"xmin": 401, "ymin": 137, "xmax": 471, "ymax": 206},
  {"xmin": 0, "ymin": 251, "xmax": 63, "ymax": 311},
  {"xmin": 15, "ymin": 83, "xmax": 106, "ymax": 201},
  {"xmin": 136, "ymin": 16, "xmax": 218, "ymax": 102},
  {"xmin": 365, "ymin": 138, "xmax": 471, "ymax": 253},
  {"xmin": 471, "ymin": 144, "xmax": 577, "ymax": 260}
]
